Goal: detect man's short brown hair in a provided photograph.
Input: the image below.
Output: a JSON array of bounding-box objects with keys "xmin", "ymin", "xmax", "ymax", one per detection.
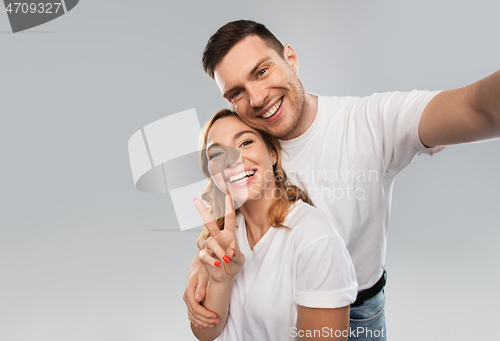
[{"xmin": 202, "ymin": 20, "xmax": 284, "ymax": 79}]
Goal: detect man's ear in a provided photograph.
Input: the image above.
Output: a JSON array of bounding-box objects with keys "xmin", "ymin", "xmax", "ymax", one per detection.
[{"xmin": 283, "ymin": 44, "xmax": 299, "ymax": 74}]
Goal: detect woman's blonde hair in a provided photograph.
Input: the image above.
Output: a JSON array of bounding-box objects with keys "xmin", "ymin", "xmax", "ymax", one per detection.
[{"xmin": 196, "ymin": 109, "xmax": 313, "ymax": 250}]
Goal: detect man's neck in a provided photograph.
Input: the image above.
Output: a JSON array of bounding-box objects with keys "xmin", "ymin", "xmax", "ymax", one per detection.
[{"xmin": 280, "ymin": 93, "xmax": 318, "ymax": 140}]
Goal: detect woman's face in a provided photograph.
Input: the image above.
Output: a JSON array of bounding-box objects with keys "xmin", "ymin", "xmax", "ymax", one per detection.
[{"xmin": 206, "ymin": 116, "xmax": 277, "ymax": 204}]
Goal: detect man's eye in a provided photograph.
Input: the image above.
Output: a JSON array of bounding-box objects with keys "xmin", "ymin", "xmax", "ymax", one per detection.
[
  {"xmin": 257, "ymin": 68, "xmax": 266, "ymax": 77},
  {"xmin": 231, "ymin": 91, "xmax": 241, "ymax": 99}
]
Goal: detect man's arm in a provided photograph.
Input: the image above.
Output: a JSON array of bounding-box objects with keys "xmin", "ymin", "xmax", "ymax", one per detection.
[
  {"xmin": 419, "ymin": 69, "xmax": 500, "ymax": 147},
  {"xmin": 191, "ymin": 277, "xmax": 234, "ymax": 341},
  {"xmin": 183, "ymin": 254, "xmax": 219, "ymax": 328}
]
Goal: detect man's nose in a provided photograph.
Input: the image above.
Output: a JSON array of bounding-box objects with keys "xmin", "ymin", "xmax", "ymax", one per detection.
[{"xmin": 248, "ymin": 84, "xmax": 268, "ymax": 109}]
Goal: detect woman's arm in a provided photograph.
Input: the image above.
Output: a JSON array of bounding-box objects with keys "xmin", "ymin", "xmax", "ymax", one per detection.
[
  {"xmin": 191, "ymin": 195, "xmax": 245, "ymax": 341},
  {"xmin": 296, "ymin": 305, "xmax": 350, "ymax": 341}
]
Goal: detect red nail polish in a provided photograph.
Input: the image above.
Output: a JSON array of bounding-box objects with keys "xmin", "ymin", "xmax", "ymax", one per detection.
[
  {"xmin": 223, "ymin": 255, "xmax": 230, "ymax": 263},
  {"xmin": 214, "ymin": 261, "xmax": 221, "ymax": 267}
]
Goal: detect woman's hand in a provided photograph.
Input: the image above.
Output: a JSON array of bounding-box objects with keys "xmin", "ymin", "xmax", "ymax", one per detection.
[{"xmin": 193, "ymin": 192, "xmax": 245, "ymax": 283}]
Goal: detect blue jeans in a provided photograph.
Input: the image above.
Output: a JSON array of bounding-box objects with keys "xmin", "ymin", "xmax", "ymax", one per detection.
[{"xmin": 348, "ymin": 289, "xmax": 386, "ymax": 341}]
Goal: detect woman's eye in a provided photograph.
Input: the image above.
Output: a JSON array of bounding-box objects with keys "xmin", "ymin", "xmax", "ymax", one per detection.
[
  {"xmin": 257, "ymin": 68, "xmax": 266, "ymax": 77},
  {"xmin": 240, "ymin": 140, "xmax": 253, "ymax": 147},
  {"xmin": 209, "ymin": 152, "xmax": 222, "ymax": 160}
]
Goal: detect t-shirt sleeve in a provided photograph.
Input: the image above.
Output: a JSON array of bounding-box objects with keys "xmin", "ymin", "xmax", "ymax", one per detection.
[
  {"xmin": 361, "ymin": 90, "xmax": 446, "ymax": 177},
  {"xmin": 294, "ymin": 234, "xmax": 358, "ymax": 308}
]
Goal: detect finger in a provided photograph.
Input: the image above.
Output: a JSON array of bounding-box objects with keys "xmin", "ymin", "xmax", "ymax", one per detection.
[
  {"xmin": 228, "ymin": 239, "xmax": 244, "ymax": 264},
  {"xmin": 184, "ymin": 284, "xmax": 218, "ymax": 327},
  {"xmin": 185, "ymin": 272, "xmax": 220, "ymax": 324},
  {"xmin": 199, "ymin": 248, "xmax": 223, "ymax": 268},
  {"xmin": 190, "ymin": 292, "xmax": 220, "ymax": 326},
  {"xmin": 189, "ymin": 308, "xmax": 218, "ymax": 328},
  {"xmin": 224, "ymin": 192, "xmax": 236, "ymax": 233},
  {"xmin": 184, "ymin": 268, "xmax": 203, "ymax": 315},
  {"xmin": 194, "ymin": 267, "xmax": 209, "ymax": 302},
  {"xmin": 205, "ymin": 237, "xmax": 231, "ymax": 264},
  {"xmin": 187, "ymin": 295, "xmax": 219, "ymax": 326},
  {"xmin": 193, "ymin": 198, "xmax": 220, "ymax": 237}
]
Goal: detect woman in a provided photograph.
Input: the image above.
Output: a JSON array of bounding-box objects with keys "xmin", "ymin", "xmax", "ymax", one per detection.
[{"xmin": 191, "ymin": 109, "xmax": 358, "ymax": 341}]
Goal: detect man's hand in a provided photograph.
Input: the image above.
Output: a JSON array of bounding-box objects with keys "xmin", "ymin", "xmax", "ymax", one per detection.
[{"xmin": 183, "ymin": 255, "xmax": 220, "ymax": 329}]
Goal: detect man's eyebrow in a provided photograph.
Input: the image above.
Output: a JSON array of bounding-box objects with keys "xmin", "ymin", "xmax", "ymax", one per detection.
[
  {"xmin": 222, "ymin": 57, "xmax": 272, "ymax": 99},
  {"xmin": 249, "ymin": 57, "xmax": 271, "ymax": 76},
  {"xmin": 207, "ymin": 130, "xmax": 257, "ymax": 149}
]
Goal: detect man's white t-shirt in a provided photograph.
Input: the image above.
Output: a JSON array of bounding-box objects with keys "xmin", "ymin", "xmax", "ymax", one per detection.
[
  {"xmin": 279, "ymin": 90, "xmax": 445, "ymax": 290},
  {"xmin": 218, "ymin": 199, "xmax": 358, "ymax": 341}
]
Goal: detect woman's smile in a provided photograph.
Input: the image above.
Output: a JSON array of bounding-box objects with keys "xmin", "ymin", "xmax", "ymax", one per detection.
[{"xmin": 226, "ymin": 168, "xmax": 257, "ymax": 187}]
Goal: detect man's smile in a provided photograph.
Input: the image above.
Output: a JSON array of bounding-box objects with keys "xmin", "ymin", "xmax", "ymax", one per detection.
[{"xmin": 259, "ymin": 97, "xmax": 284, "ymax": 121}]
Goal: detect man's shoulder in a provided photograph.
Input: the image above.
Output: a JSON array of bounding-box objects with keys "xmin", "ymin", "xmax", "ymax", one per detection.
[
  {"xmin": 286, "ymin": 200, "xmax": 339, "ymax": 239},
  {"xmin": 316, "ymin": 90, "xmax": 433, "ymax": 117}
]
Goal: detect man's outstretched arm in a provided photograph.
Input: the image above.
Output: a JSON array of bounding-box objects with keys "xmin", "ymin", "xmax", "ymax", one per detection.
[
  {"xmin": 419, "ymin": 69, "xmax": 500, "ymax": 147},
  {"xmin": 183, "ymin": 254, "xmax": 219, "ymax": 329}
]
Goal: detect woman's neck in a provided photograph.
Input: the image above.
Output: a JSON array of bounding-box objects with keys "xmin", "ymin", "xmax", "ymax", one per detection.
[{"xmin": 238, "ymin": 187, "xmax": 275, "ymax": 250}]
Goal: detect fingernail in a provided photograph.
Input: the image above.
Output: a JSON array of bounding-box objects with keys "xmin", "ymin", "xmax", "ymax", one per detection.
[
  {"xmin": 231, "ymin": 248, "xmax": 236, "ymax": 258},
  {"xmin": 222, "ymin": 254, "xmax": 230, "ymax": 263},
  {"xmin": 209, "ymin": 324, "xmax": 214, "ymax": 328},
  {"xmin": 214, "ymin": 261, "xmax": 221, "ymax": 267},
  {"xmin": 193, "ymin": 198, "xmax": 196, "ymax": 202},
  {"xmin": 195, "ymin": 294, "xmax": 203, "ymax": 300}
]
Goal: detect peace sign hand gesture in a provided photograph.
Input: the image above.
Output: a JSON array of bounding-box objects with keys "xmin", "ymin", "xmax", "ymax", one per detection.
[{"xmin": 193, "ymin": 192, "xmax": 245, "ymax": 283}]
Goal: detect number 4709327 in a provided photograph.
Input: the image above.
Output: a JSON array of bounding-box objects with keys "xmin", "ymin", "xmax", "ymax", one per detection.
[{"xmin": 5, "ymin": 2, "xmax": 62, "ymax": 14}]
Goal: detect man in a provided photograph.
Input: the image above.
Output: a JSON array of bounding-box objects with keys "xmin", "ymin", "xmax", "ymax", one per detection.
[{"xmin": 184, "ymin": 20, "xmax": 500, "ymax": 340}]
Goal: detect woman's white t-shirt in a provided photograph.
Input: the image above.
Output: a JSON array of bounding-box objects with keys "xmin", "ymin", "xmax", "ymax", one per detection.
[{"xmin": 217, "ymin": 200, "xmax": 358, "ymax": 341}]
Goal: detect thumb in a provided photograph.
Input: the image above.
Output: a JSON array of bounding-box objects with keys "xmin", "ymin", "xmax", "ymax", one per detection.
[
  {"xmin": 228, "ymin": 239, "xmax": 244, "ymax": 264},
  {"xmin": 195, "ymin": 271, "xmax": 208, "ymax": 302}
]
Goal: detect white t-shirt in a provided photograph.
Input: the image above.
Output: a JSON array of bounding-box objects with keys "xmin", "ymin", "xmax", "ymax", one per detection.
[
  {"xmin": 279, "ymin": 90, "xmax": 445, "ymax": 290},
  {"xmin": 218, "ymin": 199, "xmax": 358, "ymax": 341}
]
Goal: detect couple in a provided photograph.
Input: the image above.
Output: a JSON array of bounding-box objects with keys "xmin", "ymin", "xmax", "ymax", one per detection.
[
  {"xmin": 185, "ymin": 20, "xmax": 500, "ymax": 341},
  {"xmin": 192, "ymin": 108, "xmax": 357, "ymax": 341}
]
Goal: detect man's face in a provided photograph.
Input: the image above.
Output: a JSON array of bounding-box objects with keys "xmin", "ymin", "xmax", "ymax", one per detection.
[{"xmin": 213, "ymin": 35, "xmax": 306, "ymax": 140}]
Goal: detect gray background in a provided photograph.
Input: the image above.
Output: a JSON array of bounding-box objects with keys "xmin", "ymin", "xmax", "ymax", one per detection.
[{"xmin": 1, "ymin": 0, "xmax": 499, "ymax": 340}]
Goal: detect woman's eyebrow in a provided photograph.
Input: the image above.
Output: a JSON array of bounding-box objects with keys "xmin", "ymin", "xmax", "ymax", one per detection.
[
  {"xmin": 207, "ymin": 130, "xmax": 256, "ymax": 149},
  {"xmin": 233, "ymin": 130, "xmax": 257, "ymax": 139}
]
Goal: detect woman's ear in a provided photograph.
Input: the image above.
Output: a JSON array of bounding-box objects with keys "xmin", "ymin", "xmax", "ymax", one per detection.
[
  {"xmin": 283, "ymin": 44, "xmax": 299, "ymax": 74},
  {"xmin": 270, "ymin": 149, "xmax": 278, "ymax": 165}
]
